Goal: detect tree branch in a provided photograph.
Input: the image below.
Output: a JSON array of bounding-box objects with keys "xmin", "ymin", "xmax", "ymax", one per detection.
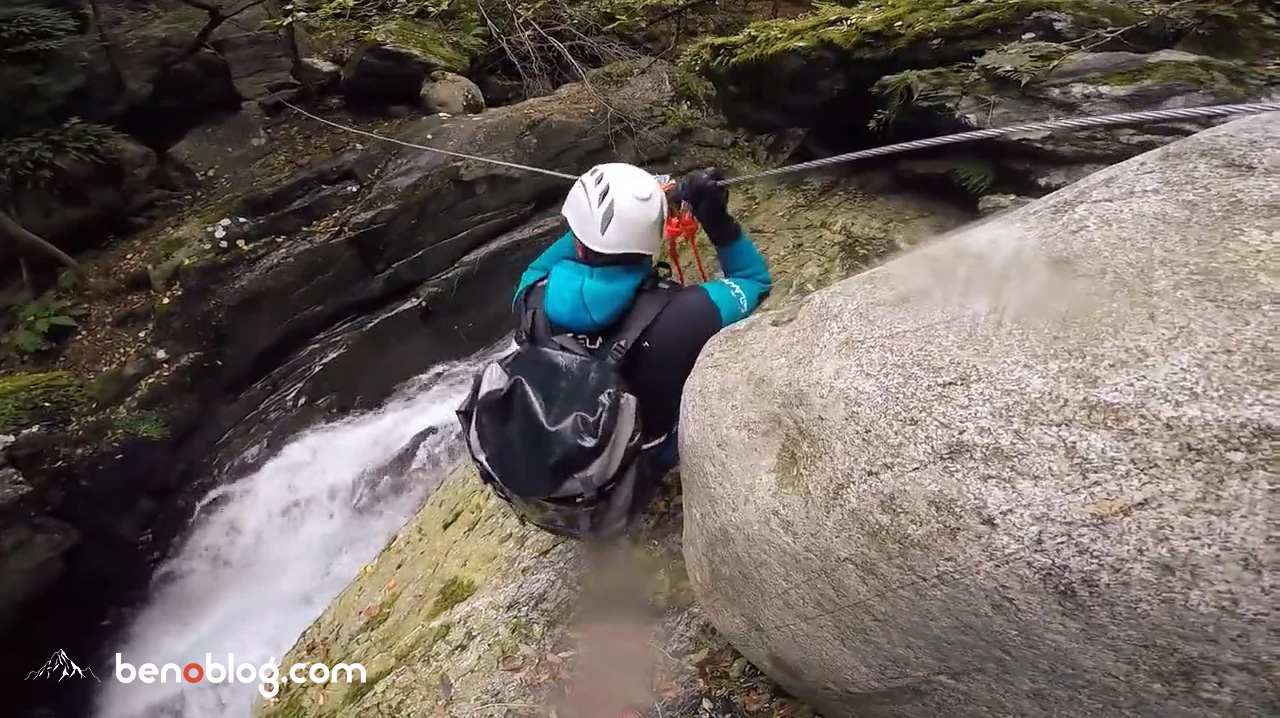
[
  {"xmin": 0, "ymin": 208, "xmax": 81, "ymax": 272},
  {"xmin": 154, "ymin": 0, "xmax": 269, "ymax": 77}
]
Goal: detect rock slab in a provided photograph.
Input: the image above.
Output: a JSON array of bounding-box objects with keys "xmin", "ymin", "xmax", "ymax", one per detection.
[{"xmin": 679, "ymin": 112, "xmax": 1279, "ymax": 717}]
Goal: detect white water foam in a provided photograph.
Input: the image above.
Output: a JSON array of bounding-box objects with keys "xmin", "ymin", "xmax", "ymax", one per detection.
[{"xmin": 94, "ymin": 342, "xmax": 508, "ymax": 718}]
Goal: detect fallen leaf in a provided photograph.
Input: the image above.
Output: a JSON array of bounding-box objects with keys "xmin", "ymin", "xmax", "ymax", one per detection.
[
  {"xmin": 743, "ymin": 692, "xmax": 768, "ymax": 711},
  {"xmin": 498, "ymin": 655, "xmax": 525, "ymax": 672},
  {"xmin": 657, "ymin": 679, "xmax": 682, "ymax": 699},
  {"xmin": 383, "ymin": 579, "xmax": 398, "ymax": 593}
]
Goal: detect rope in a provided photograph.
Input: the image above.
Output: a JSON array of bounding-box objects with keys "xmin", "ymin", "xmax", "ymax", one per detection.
[
  {"xmin": 719, "ymin": 101, "xmax": 1280, "ymax": 185},
  {"xmin": 280, "ymin": 98, "xmax": 1279, "ymax": 186},
  {"xmin": 279, "ymin": 99, "xmax": 579, "ymax": 180}
]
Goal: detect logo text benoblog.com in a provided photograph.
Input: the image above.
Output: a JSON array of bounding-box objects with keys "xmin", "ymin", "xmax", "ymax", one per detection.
[{"xmin": 114, "ymin": 653, "xmax": 366, "ymax": 698}]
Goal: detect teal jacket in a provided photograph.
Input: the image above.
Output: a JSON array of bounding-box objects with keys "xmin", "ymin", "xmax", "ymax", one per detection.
[{"xmin": 512, "ymin": 230, "xmax": 772, "ymax": 333}]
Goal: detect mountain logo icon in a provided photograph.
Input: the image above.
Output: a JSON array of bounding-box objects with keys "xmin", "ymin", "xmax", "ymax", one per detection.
[{"xmin": 26, "ymin": 649, "xmax": 100, "ymax": 682}]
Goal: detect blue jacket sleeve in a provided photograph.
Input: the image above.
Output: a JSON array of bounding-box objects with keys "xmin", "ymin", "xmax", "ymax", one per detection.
[
  {"xmin": 513, "ymin": 231, "xmax": 577, "ymax": 305},
  {"xmin": 698, "ymin": 231, "xmax": 772, "ymax": 327}
]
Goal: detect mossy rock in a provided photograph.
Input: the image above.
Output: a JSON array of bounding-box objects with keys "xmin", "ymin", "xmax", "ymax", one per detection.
[
  {"xmin": 367, "ymin": 18, "xmax": 484, "ymax": 74},
  {"xmin": 1162, "ymin": 0, "xmax": 1280, "ymax": 60},
  {"xmin": 1078, "ymin": 52, "xmax": 1268, "ymax": 100},
  {"xmin": 0, "ymin": 371, "xmax": 89, "ymax": 435},
  {"xmin": 681, "ymin": 0, "xmax": 1142, "ymax": 72}
]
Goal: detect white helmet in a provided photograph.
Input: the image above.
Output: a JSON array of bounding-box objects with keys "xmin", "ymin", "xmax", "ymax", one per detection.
[{"xmin": 561, "ymin": 163, "xmax": 667, "ymax": 256}]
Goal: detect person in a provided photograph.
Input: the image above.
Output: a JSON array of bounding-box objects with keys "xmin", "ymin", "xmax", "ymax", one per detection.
[
  {"xmin": 513, "ymin": 163, "xmax": 772, "ymax": 474},
  {"xmin": 457, "ymin": 163, "xmax": 771, "ymax": 539}
]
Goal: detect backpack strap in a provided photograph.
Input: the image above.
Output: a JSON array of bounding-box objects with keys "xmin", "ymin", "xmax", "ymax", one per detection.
[
  {"xmin": 602, "ymin": 279, "xmax": 680, "ymax": 366},
  {"xmin": 517, "ymin": 281, "xmax": 592, "ymax": 356}
]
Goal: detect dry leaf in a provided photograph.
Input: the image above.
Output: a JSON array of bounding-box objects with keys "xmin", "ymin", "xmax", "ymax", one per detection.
[
  {"xmin": 498, "ymin": 655, "xmax": 525, "ymax": 672},
  {"xmin": 545, "ymin": 652, "xmax": 563, "ymax": 665},
  {"xmin": 383, "ymin": 579, "xmax": 398, "ymax": 593},
  {"xmin": 743, "ymin": 692, "xmax": 768, "ymax": 711}
]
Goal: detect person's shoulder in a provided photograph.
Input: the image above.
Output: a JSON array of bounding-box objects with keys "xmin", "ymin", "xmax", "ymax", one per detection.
[{"xmin": 642, "ymin": 281, "xmax": 722, "ymax": 341}]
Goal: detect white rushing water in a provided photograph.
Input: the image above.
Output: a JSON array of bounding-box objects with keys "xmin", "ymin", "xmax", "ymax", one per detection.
[{"xmin": 93, "ymin": 343, "xmax": 507, "ymax": 718}]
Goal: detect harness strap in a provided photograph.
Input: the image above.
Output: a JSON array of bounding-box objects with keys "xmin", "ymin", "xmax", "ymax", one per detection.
[{"xmin": 602, "ymin": 283, "xmax": 679, "ymax": 365}]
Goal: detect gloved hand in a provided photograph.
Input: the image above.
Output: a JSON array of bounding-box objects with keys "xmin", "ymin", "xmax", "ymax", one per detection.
[{"xmin": 678, "ymin": 167, "xmax": 741, "ymax": 248}]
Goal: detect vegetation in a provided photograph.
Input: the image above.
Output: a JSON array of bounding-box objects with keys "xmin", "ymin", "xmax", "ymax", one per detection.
[
  {"xmin": 0, "ymin": 370, "xmax": 89, "ymax": 434},
  {"xmin": 680, "ymin": 0, "xmax": 1142, "ymax": 71},
  {"xmin": 0, "ymin": 292, "xmax": 85, "ymax": 361},
  {"xmin": 284, "ymin": 0, "xmax": 686, "ymax": 96},
  {"xmin": 108, "ymin": 408, "xmax": 170, "ymax": 440},
  {"xmin": 0, "ymin": 2, "xmax": 120, "ymax": 274},
  {"xmin": 427, "ymin": 575, "xmax": 477, "ymax": 619}
]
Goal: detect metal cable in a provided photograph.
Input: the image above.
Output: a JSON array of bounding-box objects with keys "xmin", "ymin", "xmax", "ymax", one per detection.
[
  {"xmin": 719, "ymin": 101, "xmax": 1280, "ymax": 185},
  {"xmin": 279, "ymin": 99, "xmax": 579, "ymax": 180},
  {"xmin": 281, "ymin": 98, "xmax": 1278, "ymax": 186}
]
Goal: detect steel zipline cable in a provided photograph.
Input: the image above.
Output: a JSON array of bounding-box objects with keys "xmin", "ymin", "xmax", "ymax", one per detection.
[
  {"xmin": 279, "ymin": 99, "xmax": 579, "ymax": 180},
  {"xmin": 719, "ymin": 101, "xmax": 1280, "ymax": 185},
  {"xmin": 281, "ymin": 99, "xmax": 1280, "ymax": 186}
]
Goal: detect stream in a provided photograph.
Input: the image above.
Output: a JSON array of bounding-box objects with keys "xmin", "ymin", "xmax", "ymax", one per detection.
[{"xmin": 91, "ymin": 342, "xmax": 508, "ymax": 718}]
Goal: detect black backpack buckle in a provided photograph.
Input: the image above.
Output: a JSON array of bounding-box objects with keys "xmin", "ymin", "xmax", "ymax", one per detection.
[{"xmin": 607, "ymin": 340, "xmax": 629, "ymax": 363}]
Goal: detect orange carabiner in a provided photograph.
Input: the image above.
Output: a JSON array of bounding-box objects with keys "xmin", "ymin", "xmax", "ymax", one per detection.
[{"xmin": 659, "ymin": 182, "xmax": 709, "ymax": 284}]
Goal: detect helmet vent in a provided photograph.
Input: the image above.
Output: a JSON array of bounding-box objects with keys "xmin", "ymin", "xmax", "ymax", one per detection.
[
  {"xmin": 599, "ymin": 199, "xmax": 616, "ymax": 235},
  {"xmin": 597, "ymin": 184, "xmax": 611, "ymax": 207},
  {"xmin": 593, "ymin": 170, "xmax": 605, "ymax": 186}
]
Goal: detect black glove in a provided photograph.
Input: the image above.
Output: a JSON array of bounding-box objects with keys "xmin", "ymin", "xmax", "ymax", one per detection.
[{"xmin": 678, "ymin": 167, "xmax": 741, "ymax": 247}]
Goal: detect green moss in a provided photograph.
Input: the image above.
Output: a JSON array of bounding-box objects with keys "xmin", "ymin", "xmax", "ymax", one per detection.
[
  {"xmin": 1165, "ymin": 1, "xmax": 1280, "ymax": 60},
  {"xmin": 681, "ymin": 0, "xmax": 1142, "ymax": 71},
  {"xmin": 367, "ymin": 18, "xmax": 485, "ymax": 72},
  {"xmin": 1089, "ymin": 56, "xmax": 1264, "ymax": 99},
  {"xmin": 0, "ymin": 371, "xmax": 89, "ymax": 434},
  {"xmin": 426, "ymin": 576, "xmax": 477, "ymax": 619},
  {"xmin": 109, "ymin": 408, "xmax": 170, "ymax": 440}
]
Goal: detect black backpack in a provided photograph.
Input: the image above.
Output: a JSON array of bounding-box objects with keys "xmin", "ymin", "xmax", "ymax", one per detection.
[{"xmin": 456, "ymin": 274, "xmax": 680, "ymax": 540}]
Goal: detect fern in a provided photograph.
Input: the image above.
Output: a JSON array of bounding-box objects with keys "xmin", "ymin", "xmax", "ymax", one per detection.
[
  {"xmin": 0, "ymin": 6, "xmax": 79, "ymax": 57},
  {"xmin": 0, "ymin": 293, "xmax": 86, "ymax": 360},
  {"xmin": 868, "ymin": 69, "xmax": 924, "ymax": 130},
  {"xmin": 974, "ymin": 41, "xmax": 1066, "ymax": 87},
  {"xmin": 946, "ymin": 159, "xmax": 996, "ymax": 195}
]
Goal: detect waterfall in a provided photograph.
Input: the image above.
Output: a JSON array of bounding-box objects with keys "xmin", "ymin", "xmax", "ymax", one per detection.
[{"xmin": 93, "ymin": 342, "xmax": 507, "ymax": 718}]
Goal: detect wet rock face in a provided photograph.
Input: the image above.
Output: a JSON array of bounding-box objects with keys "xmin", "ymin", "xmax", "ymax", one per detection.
[
  {"xmin": 212, "ymin": 28, "xmax": 298, "ymax": 101},
  {"xmin": 170, "ymin": 62, "xmax": 685, "ymax": 399},
  {"xmin": 678, "ymin": 114, "xmax": 1278, "ymax": 718}
]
